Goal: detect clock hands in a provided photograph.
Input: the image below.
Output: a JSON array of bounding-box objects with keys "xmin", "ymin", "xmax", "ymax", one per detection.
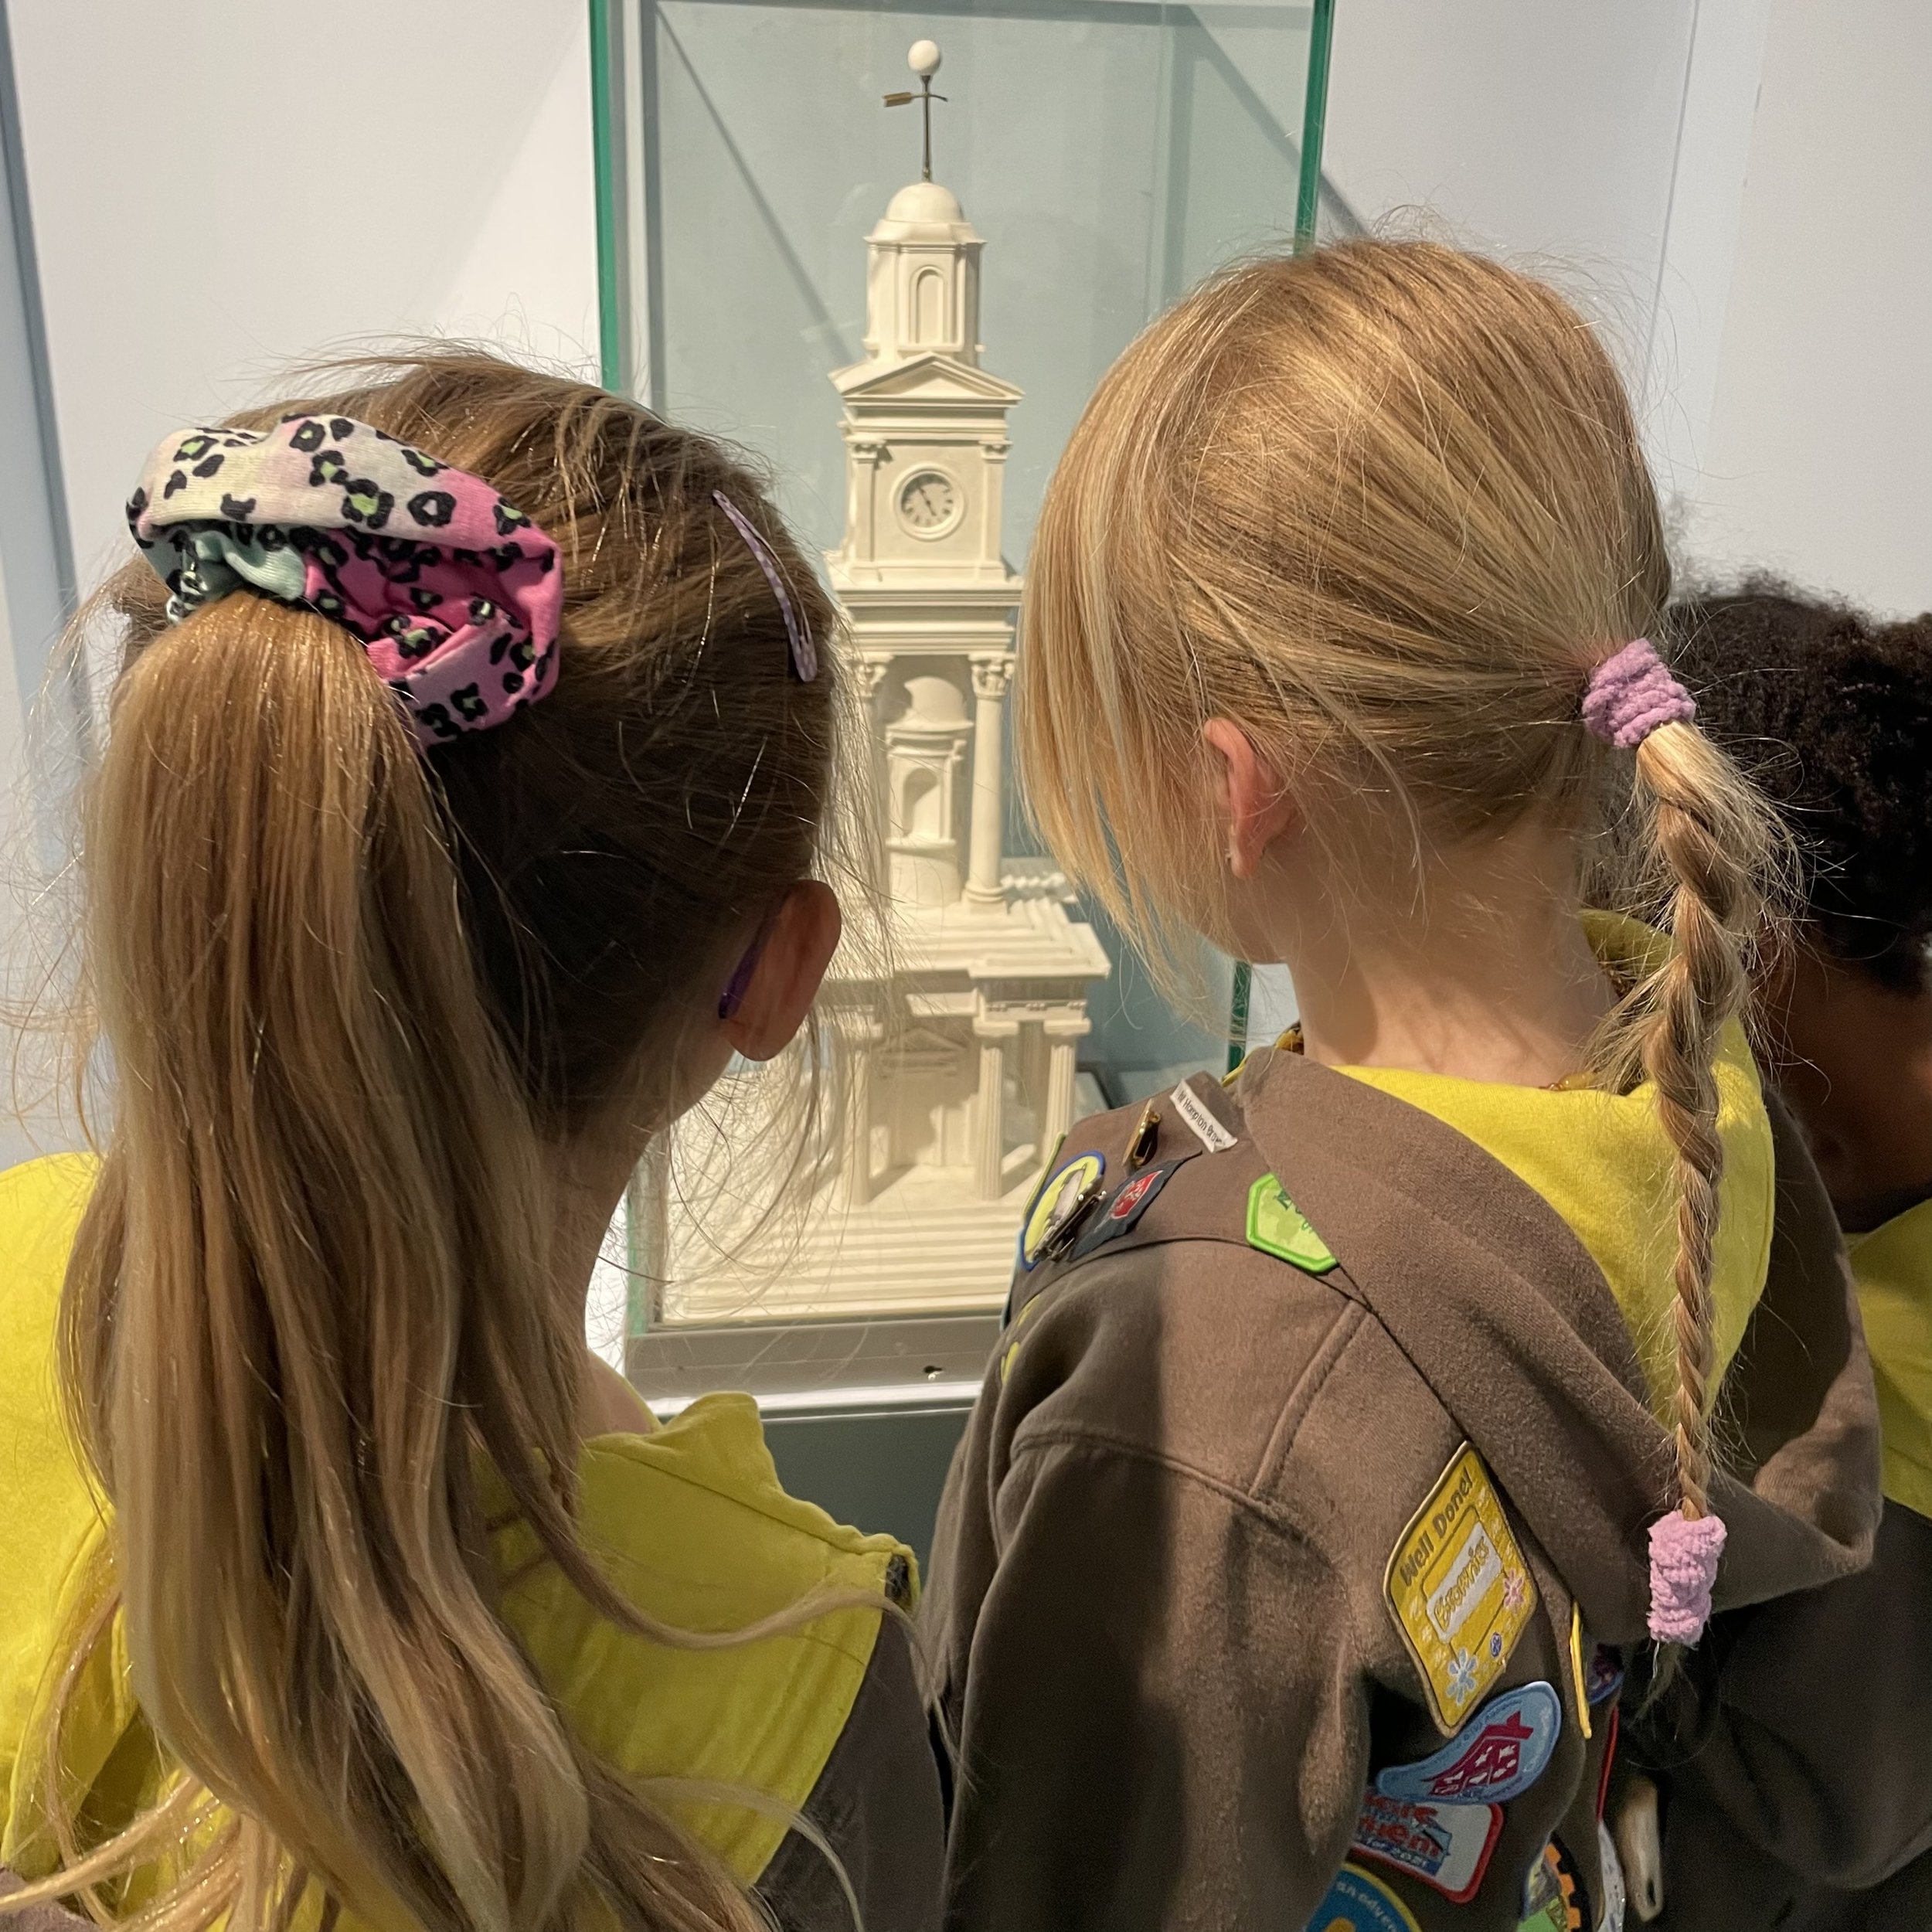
[{"xmin": 902, "ymin": 475, "xmax": 954, "ymax": 529}]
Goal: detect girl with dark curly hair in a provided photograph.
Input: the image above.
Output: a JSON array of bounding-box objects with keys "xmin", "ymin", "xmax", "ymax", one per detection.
[{"xmin": 1634, "ymin": 583, "xmax": 1932, "ymax": 1932}]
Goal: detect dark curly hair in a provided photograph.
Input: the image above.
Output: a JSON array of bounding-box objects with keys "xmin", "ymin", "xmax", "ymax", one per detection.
[{"xmin": 1671, "ymin": 580, "xmax": 1932, "ymax": 992}]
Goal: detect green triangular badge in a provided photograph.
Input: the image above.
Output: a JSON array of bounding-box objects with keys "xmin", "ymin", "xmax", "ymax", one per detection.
[{"xmin": 1246, "ymin": 1173, "xmax": 1338, "ymax": 1274}]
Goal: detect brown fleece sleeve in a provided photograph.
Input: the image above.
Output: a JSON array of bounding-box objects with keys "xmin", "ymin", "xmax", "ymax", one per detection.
[
  {"xmin": 1660, "ymin": 1502, "xmax": 1932, "ymax": 1906},
  {"xmin": 940, "ymin": 1431, "xmax": 1366, "ymax": 1932},
  {"xmin": 757, "ymin": 1617, "xmax": 944, "ymax": 1932}
]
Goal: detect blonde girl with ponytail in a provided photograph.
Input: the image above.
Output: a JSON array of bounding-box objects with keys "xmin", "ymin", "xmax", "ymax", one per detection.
[
  {"xmin": 923, "ymin": 241, "xmax": 1881, "ymax": 1932},
  {"xmin": 0, "ymin": 354, "xmax": 942, "ymax": 1932}
]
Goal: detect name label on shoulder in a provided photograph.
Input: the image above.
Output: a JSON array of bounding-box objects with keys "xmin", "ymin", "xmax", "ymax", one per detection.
[{"xmin": 1168, "ymin": 1079, "xmax": 1236, "ymax": 1153}]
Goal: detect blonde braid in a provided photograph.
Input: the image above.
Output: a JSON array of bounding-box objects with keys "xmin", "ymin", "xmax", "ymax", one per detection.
[{"xmin": 1621, "ymin": 719, "xmax": 1782, "ymax": 1522}]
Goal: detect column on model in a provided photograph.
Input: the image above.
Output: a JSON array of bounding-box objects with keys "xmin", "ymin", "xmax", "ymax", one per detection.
[
  {"xmin": 972, "ymin": 1009, "xmax": 1019, "ymax": 1199},
  {"xmin": 835, "ymin": 1009, "xmax": 883, "ymax": 1208},
  {"xmin": 964, "ymin": 651, "xmax": 1012, "ymax": 908},
  {"xmin": 1043, "ymin": 1012, "xmax": 1090, "ymax": 1153}
]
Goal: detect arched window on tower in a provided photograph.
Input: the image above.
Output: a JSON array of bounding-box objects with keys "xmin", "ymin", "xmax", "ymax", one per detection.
[{"xmin": 912, "ymin": 266, "xmax": 946, "ymax": 345}]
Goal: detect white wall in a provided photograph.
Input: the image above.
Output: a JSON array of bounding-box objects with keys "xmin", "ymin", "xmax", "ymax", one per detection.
[
  {"xmin": 1686, "ymin": 0, "xmax": 1932, "ymax": 615},
  {"xmin": 1324, "ymin": 0, "xmax": 1699, "ymax": 297},
  {"xmin": 1321, "ymin": 0, "xmax": 1930, "ymax": 620},
  {"xmin": 10, "ymin": 0, "xmax": 600, "ymax": 592}
]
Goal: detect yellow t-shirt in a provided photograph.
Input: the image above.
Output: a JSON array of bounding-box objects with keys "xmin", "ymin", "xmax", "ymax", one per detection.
[
  {"xmin": 1332, "ymin": 915, "xmax": 1776, "ymax": 1423},
  {"xmin": 1847, "ymin": 1196, "xmax": 1932, "ymax": 1522},
  {"xmin": 0, "ymin": 1155, "xmax": 911, "ymax": 1901}
]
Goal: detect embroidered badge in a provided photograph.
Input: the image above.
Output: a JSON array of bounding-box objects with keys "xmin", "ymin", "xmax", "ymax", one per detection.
[
  {"xmin": 1301, "ymin": 1861, "xmax": 1420, "ymax": 1932},
  {"xmin": 1584, "ymin": 1645, "xmax": 1624, "ymax": 1708},
  {"xmin": 1168, "ymin": 1078, "xmax": 1237, "ymax": 1153},
  {"xmin": 1377, "ymin": 1682, "xmax": 1560, "ymax": 1805},
  {"xmin": 1351, "ymin": 1791, "xmax": 1502, "ymax": 1904},
  {"xmin": 1019, "ymin": 1151, "xmax": 1104, "ymax": 1267},
  {"xmin": 1070, "ymin": 1158, "xmax": 1185, "ymax": 1260},
  {"xmin": 1246, "ymin": 1172, "xmax": 1338, "ymax": 1274},
  {"xmin": 1518, "ymin": 1838, "xmax": 1587, "ymax": 1930},
  {"xmin": 1008, "ymin": 1138, "xmax": 1065, "ymax": 1307},
  {"xmin": 1383, "ymin": 1443, "xmax": 1539, "ymax": 1733}
]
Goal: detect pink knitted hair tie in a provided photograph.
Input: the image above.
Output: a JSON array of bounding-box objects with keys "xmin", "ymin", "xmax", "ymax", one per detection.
[
  {"xmin": 1648, "ymin": 1510, "xmax": 1726, "ymax": 1644},
  {"xmin": 1581, "ymin": 638, "xmax": 1697, "ymax": 750}
]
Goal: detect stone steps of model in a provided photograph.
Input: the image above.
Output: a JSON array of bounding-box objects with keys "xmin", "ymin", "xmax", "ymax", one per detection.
[{"xmin": 665, "ymin": 1194, "xmax": 1023, "ymax": 1322}]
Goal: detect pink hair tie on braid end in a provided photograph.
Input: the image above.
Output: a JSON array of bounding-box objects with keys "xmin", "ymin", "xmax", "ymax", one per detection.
[
  {"xmin": 1581, "ymin": 638, "xmax": 1697, "ymax": 750},
  {"xmin": 1647, "ymin": 1510, "xmax": 1726, "ymax": 1645}
]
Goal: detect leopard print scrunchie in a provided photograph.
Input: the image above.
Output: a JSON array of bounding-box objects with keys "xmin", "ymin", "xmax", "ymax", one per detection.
[{"xmin": 128, "ymin": 414, "xmax": 563, "ymax": 747}]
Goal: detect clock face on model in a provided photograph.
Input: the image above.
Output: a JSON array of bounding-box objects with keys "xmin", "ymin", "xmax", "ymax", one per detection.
[{"xmin": 896, "ymin": 467, "xmax": 963, "ymax": 537}]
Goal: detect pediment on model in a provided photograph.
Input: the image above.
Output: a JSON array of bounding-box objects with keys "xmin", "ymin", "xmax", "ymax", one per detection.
[{"xmin": 832, "ymin": 353, "xmax": 1023, "ymax": 405}]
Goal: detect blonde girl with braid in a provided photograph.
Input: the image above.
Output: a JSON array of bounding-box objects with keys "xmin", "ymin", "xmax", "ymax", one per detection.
[
  {"xmin": 0, "ymin": 354, "xmax": 942, "ymax": 1932},
  {"xmin": 922, "ymin": 241, "xmax": 1881, "ymax": 1932}
]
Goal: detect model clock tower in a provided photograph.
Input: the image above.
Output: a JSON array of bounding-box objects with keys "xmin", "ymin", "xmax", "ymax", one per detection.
[
  {"xmin": 764, "ymin": 40, "xmax": 1109, "ymax": 1317},
  {"xmin": 827, "ymin": 64, "xmax": 1029, "ymax": 913},
  {"xmin": 644, "ymin": 43, "xmax": 1109, "ymax": 1335},
  {"xmin": 655, "ymin": 43, "xmax": 1110, "ymax": 1327}
]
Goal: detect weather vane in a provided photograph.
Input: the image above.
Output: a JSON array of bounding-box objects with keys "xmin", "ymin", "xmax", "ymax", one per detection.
[{"xmin": 883, "ymin": 39, "xmax": 946, "ymax": 183}]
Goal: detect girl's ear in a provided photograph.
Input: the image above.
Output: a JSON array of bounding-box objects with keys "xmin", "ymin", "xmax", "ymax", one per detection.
[
  {"xmin": 719, "ymin": 881, "xmax": 842, "ymax": 1063},
  {"xmin": 1202, "ymin": 718, "xmax": 1299, "ymax": 878}
]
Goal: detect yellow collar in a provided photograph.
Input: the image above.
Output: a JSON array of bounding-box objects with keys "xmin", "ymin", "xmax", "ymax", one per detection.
[
  {"xmin": 0, "ymin": 1154, "xmax": 910, "ymax": 1903},
  {"xmin": 1330, "ymin": 914, "xmax": 1776, "ymax": 1422},
  {"xmin": 1849, "ymin": 1197, "xmax": 1932, "ymax": 1520}
]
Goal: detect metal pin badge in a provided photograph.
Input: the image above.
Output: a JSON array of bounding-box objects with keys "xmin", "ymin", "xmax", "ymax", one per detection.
[{"xmin": 1126, "ymin": 1100, "xmax": 1162, "ymax": 1169}]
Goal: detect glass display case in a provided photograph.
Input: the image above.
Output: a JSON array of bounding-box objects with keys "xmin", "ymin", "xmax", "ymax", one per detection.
[{"xmin": 585, "ymin": 0, "xmax": 1337, "ymax": 1409}]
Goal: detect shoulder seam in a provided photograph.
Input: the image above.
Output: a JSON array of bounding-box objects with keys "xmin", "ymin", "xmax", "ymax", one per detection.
[
  {"xmin": 1254, "ymin": 1294, "xmax": 1370, "ymax": 1489},
  {"xmin": 1003, "ymin": 1420, "xmax": 1343, "ymax": 1563},
  {"xmin": 997, "ymin": 1423, "xmax": 1373, "ymax": 1677}
]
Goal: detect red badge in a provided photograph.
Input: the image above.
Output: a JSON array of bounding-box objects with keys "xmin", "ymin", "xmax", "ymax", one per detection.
[
  {"xmin": 1351, "ymin": 1790, "xmax": 1502, "ymax": 1903},
  {"xmin": 1070, "ymin": 1157, "xmax": 1185, "ymax": 1258}
]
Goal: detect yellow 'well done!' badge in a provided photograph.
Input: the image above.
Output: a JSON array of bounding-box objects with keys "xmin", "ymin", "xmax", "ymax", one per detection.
[{"xmin": 1384, "ymin": 1443, "xmax": 1538, "ymax": 1733}]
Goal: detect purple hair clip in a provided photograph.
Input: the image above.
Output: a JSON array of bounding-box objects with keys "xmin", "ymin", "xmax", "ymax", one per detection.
[
  {"xmin": 1581, "ymin": 638, "xmax": 1696, "ymax": 750},
  {"xmin": 717, "ymin": 906, "xmax": 780, "ymax": 1021},
  {"xmin": 714, "ymin": 489, "xmax": 817, "ymax": 683}
]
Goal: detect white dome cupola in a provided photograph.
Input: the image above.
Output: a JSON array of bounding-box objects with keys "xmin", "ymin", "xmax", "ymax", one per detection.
[{"xmin": 862, "ymin": 179, "xmax": 984, "ymax": 367}]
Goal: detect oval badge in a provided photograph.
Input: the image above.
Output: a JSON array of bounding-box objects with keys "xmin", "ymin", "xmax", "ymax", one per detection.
[
  {"xmin": 1020, "ymin": 1151, "xmax": 1104, "ymax": 1267},
  {"xmin": 1301, "ymin": 1862, "xmax": 1420, "ymax": 1932},
  {"xmin": 1376, "ymin": 1682, "xmax": 1561, "ymax": 1808}
]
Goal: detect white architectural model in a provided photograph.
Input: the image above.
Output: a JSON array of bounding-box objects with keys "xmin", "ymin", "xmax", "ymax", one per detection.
[{"xmin": 661, "ymin": 46, "xmax": 1108, "ymax": 1322}]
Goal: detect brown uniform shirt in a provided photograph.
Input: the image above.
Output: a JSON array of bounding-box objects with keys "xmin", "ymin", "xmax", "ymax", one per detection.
[
  {"xmin": 1638, "ymin": 1498, "xmax": 1932, "ymax": 1930},
  {"xmin": 923, "ymin": 1049, "xmax": 1881, "ymax": 1931}
]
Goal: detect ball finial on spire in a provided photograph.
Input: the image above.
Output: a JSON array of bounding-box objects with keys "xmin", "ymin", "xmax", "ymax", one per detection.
[{"xmin": 908, "ymin": 39, "xmax": 942, "ymax": 78}]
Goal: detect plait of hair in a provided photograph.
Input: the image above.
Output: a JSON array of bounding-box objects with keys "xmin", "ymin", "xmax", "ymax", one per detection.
[{"xmin": 1620, "ymin": 708, "xmax": 1781, "ymax": 1566}]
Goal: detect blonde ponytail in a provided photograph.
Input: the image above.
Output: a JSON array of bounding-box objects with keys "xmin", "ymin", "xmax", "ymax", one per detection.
[
  {"xmin": 67, "ymin": 596, "xmax": 606, "ymax": 1932},
  {"xmin": 10, "ymin": 352, "xmax": 855, "ymax": 1932}
]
